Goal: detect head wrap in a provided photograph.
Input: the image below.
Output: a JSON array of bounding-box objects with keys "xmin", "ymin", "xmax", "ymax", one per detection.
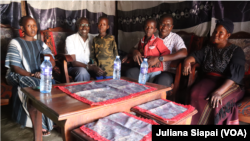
[{"xmin": 216, "ymin": 18, "xmax": 234, "ymax": 33}]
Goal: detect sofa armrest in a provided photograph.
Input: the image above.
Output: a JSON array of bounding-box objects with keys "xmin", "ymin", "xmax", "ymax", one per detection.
[
  {"xmin": 55, "ymin": 54, "xmax": 75, "ymax": 62},
  {"xmin": 169, "ymin": 58, "xmax": 184, "ymax": 68},
  {"xmin": 43, "ymin": 54, "xmax": 55, "ymax": 67},
  {"xmin": 53, "ymin": 54, "xmax": 76, "ymax": 83},
  {"xmin": 187, "ymin": 62, "xmax": 200, "ymax": 87},
  {"xmin": 163, "ymin": 58, "xmax": 184, "ymax": 101}
]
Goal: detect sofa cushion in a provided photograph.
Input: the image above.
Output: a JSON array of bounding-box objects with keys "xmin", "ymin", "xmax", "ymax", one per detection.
[
  {"xmin": 1, "ymin": 28, "xmax": 21, "ymax": 75},
  {"xmin": 43, "ymin": 31, "xmax": 74, "ymax": 55},
  {"xmin": 1, "ymin": 77, "xmax": 12, "ymax": 106},
  {"xmin": 175, "ymin": 32, "xmax": 193, "ymax": 54},
  {"xmin": 238, "ymin": 96, "xmax": 250, "ymax": 123},
  {"xmin": 175, "ymin": 32, "xmax": 206, "ymax": 55},
  {"xmin": 228, "ymin": 39, "xmax": 250, "ymax": 74},
  {"xmin": 52, "ymin": 32, "xmax": 74, "ymax": 54},
  {"xmin": 43, "ymin": 31, "xmax": 57, "ymax": 55}
]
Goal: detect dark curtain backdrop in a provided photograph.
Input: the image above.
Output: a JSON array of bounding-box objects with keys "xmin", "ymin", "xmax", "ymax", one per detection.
[
  {"xmin": 1, "ymin": 1, "xmax": 250, "ymax": 52},
  {"xmin": 0, "ymin": 1, "xmax": 21, "ymax": 29},
  {"xmin": 26, "ymin": 1, "xmax": 116, "ymax": 35},
  {"xmin": 117, "ymin": 1, "xmax": 213, "ymax": 52},
  {"xmin": 211, "ymin": 1, "xmax": 250, "ymax": 35}
]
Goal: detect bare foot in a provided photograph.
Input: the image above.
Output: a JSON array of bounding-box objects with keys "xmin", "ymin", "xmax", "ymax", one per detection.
[{"xmin": 42, "ymin": 129, "xmax": 51, "ymax": 136}]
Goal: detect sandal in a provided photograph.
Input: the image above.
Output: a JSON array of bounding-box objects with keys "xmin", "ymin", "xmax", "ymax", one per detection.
[{"xmin": 42, "ymin": 129, "xmax": 51, "ymax": 136}]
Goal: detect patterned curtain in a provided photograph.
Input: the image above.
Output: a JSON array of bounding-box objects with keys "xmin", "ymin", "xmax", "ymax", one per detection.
[
  {"xmin": 0, "ymin": 0, "xmax": 22, "ymax": 29},
  {"xmin": 26, "ymin": 1, "xmax": 116, "ymax": 35},
  {"xmin": 210, "ymin": 1, "xmax": 250, "ymax": 35},
  {"xmin": 117, "ymin": 1, "xmax": 213, "ymax": 53}
]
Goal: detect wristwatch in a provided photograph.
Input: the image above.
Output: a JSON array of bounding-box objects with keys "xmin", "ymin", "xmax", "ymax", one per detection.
[{"xmin": 158, "ymin": 56, "xmax": 164, "ymax": 62}]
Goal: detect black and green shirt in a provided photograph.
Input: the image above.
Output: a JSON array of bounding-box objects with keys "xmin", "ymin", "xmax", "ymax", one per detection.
[{"xmin": 90, "ymin": 34, "xmax": 118, "ymax": 76}]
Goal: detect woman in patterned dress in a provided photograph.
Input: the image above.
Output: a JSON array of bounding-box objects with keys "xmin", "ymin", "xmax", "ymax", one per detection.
[
  {"xmin": 5, "ymin": 16, "xmax": 54, "ymax": 135},
  {"xmin": 182, "ymin": 19, "xmax": 245, "ymax": 125}
]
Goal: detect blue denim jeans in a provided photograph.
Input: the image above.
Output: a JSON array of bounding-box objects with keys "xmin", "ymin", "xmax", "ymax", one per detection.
[{"xmin": 146, "ymin": 71, "xmax": 161, "ymax": 82}]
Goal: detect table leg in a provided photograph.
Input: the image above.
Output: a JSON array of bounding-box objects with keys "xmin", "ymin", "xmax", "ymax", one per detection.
[
  {"xmin": 28, "ymin": 100, "xmax": 42, "ymax": 141},
  {"xmin": 60, "ymin": 121, "xmax": 72, "ymax": 141}
]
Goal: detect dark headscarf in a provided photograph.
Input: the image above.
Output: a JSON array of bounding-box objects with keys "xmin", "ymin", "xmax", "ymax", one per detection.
[{"xmin": 216, "ymin": 18, "xmax": 234, "ymax": 33}]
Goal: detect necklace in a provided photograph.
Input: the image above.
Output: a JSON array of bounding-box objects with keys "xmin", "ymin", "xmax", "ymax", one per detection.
[{"xmin": 78, "ymin": 34, "xmax": 88, "ymax": 53}]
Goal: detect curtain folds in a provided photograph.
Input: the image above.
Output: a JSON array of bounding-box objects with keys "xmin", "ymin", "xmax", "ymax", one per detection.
[
  {"xmin": 210, "ymin": 1, "xmax": 250, "ymax": 35},
  {"xmin": 117, "ymin": 1, "xmax": 213, "ymax": 52},
  {"xmin": 1, "ymin": 1, "xmax": 250, "ymax": 53},
  {"xmin": 26, "ymin": 1, "xmax": 116, "ymax": 35},
  {"xmin": 0, "ymin": 0, "xmax": 22, "ymax": 29}
]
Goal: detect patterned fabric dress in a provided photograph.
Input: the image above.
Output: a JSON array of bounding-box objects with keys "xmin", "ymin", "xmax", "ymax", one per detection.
[
  {"xmin": 189, "ymin": 43, "xmax": 245, "ymax": 125},
  {"xmin": 5, "ymin": 37, "xmax": 54, "ymax": 131},
  {"xmin": 90, "ymin": 34, "xmax": 118, "ymax": 76}
]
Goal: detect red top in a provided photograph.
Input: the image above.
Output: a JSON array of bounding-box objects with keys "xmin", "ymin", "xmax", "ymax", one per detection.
[{"xmin": 137, "ymin": 34, "xmax": 170, "ymax": 73}]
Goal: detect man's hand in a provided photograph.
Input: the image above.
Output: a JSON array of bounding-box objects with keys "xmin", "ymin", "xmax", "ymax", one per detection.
[
  {"xmin": 152, "ymin": 62, "xmax": 161, "ymax": 68},
  {"xmin": 89, "ymin": 64, "xmax": 106, "ymax": 76},
  {"xmin": 122, "ymin": 55, "xmax": 128, "ymax": 63},
  {"xmin": 147, "ymin": 56, "xmax": 160, "ymax": 68},
  {"xmin": 133, "ymin": 50, "xmax": 143, "ymax": 65}
]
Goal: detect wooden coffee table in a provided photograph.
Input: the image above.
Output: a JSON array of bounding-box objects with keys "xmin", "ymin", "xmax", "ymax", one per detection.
[{"xmin": 22, "ymin": 77, "xmax": 171, "ymax": 141}]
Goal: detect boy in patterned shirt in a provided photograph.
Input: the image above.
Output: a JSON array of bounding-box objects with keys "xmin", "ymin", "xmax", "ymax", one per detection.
[{"xmin": 90, "ymin": 16, "xmax": 118, "ymax": 79}]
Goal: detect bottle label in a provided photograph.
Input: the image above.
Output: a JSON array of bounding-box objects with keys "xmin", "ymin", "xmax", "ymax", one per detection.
[
  {"xmin": 114, "ymin": 63, "xmax": 121, "ymax": 70},
  {"xmin": 140, "ymin": 68, "xmax": 148, "ymax": 74},
  {"xmin": 41, "ymin": 68, "xmax": 52, "ymax": 76}
]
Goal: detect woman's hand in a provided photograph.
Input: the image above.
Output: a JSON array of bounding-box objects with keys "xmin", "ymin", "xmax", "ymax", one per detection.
[
  {"xmin": 31, "ymin": 72, "xmax": 41, "ymax": 79},
  {"xmin": 133, "ymin": 50, "xmax": 143, "ymax": 65},
  {"xmin": 206, "ymin": 92, "xmax": 222, "ymax": 108},
  {"xmin": 182, "ymin": 62, "xmax": 191, "ymax": 76}
]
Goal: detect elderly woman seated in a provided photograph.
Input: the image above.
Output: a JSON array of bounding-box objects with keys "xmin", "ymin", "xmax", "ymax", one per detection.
[{"xmin": 183, "ymin": 19, "xmax": 245, "ymax": 125}]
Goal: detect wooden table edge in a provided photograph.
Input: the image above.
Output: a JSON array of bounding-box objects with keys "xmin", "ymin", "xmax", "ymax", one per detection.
[
  {"xmin": 21, "ymin": 85, "xmax": 171, "ymax": 121},
  {"xmin": 131, "ymin": 108, "xmax": 198, "ymax": 125},
  {"xmin": 57, "ymin": 87, "xmax": 171, "ymax": 120}
]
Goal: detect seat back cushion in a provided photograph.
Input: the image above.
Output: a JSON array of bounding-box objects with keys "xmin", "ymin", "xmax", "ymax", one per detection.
[
  {"xmin": 228, "ymin": 39, "xmax": 250, "ymax": 75},
  {"xmin": 175, "ymin": 32, "xmax": 193, "ymax": 54},
  {"xmin": 52, "ymin": 32, "xmax": 74, "ymax": 54},
  {"xmin": 43, "ymin": 31, "xmax": 74, "ymax": 55},
  {"xmin": 230, "ymin": 38, "xmax": 250, "ymax": 123},
  {"xmin": 1, "ymin": 28, "xmax": 20, "ymax": 75}
]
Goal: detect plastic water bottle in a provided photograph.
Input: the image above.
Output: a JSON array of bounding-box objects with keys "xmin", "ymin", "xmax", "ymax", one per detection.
[
  {"xmin": 40, "ymin": 56, "xmax": 52, "ymax": 93},
  {"xmin": 138, "ymin": 58, "xmax": 148, "ymax": 84},
  {"xmin": 113, "ymin": 56, "xmax": 121, "ymax": 80}
]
